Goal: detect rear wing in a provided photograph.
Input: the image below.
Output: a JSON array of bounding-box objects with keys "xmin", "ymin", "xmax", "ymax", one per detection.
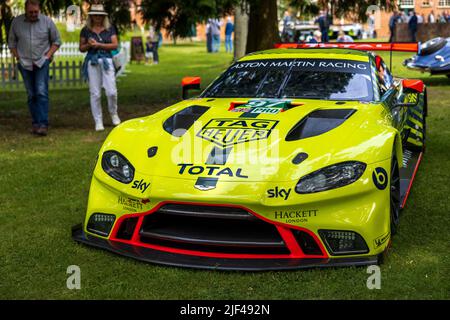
[
  {"xmin": 274, "ymin": 42, "xmax": 419, "ymax": 53},
  {"xmin": 274, "ymin": 42, "xmax": 420, "ymax": 71}
]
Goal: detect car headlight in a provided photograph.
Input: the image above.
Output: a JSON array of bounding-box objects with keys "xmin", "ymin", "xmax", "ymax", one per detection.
[
  {"xmin": 101, "ymin": 150, "xmax": 134, "ymax": 184},
  {"xmin": 295, "ymin": 161, "xmax": 366, "ymax": 194}
]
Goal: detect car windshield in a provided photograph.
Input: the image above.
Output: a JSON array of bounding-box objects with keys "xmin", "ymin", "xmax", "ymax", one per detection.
[{"xmin": 202, "ymin": 58, "xmax": 374, "ymax": 101}]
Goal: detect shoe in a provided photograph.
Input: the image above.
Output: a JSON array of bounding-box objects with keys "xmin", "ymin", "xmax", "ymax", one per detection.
[
  {"xmin": 36, "ymin": 127, "xmax": 48, "ymax": 136},
  {"xmin": 111, "ymin": 114, "xmax": 121, "ymax": 126},
  {"xmin": 30, "ymin": 126, "xmax": 39, "ymax": 135},
  {"xmin": 95, "ymin": 123, "xmax": 105, "ymax": 131}
]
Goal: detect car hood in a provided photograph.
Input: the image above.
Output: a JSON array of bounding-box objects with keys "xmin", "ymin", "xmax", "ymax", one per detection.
[{"xmin": 101, "ymin": 98, "xmax": 394, "ymax": 182}]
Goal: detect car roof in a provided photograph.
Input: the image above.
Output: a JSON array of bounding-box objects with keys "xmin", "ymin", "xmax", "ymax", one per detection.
[{"xmin": 239, "ymin": 48, "xmax": 371, "ymax": 63}]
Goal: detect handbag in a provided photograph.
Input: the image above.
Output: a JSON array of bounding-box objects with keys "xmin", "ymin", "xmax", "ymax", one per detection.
[{"xmin": 112, "ymin": 48, "xmax": 125, "ymax": 71}]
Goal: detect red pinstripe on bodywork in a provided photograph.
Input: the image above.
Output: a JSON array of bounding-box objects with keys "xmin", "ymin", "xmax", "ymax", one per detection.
[{"xmin": 109, "ymin": 201, "xmax": 329, "ymax": 259}]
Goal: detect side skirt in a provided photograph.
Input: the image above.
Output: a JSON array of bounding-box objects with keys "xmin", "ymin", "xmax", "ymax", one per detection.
[{"xmin": 399, "ymin": 149, "xmax": 423, "ymax": 209}]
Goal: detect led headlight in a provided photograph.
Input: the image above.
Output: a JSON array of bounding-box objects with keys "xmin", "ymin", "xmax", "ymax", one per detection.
[
  {"xmin": 319, "ymin": 230, "xmax": 369, "ymax": 255},
  {"xmin": 295, "ymin": 161, "xmax": 366, "ymax": 194},
  {"xmin": 101, "ymin": 151, "xmax": 135, "ymax": 184},
  {"xmin": 87, "ymin": 213, "xmax": 116, "ymax": 237}
]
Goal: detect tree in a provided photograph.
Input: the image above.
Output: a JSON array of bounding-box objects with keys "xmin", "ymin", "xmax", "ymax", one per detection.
[
  {"xmin": 288, "ymin": 0, "xmax": 319, "ymax": 18},
  {"xmin": 0, "ymin": 0, "xmax": 13, "ymax": 48},
  {"xmin": 233, "ymin": 1, "xmax": 249, "ymax": 61},
  {"xmin": 98, "ymin": 0, "xmax": 133, "ymax": 34},
  {"xmin": 0, "ymin": 0, "xmax": 73, "ymax": 48},
  {"xmin": 245, "ymin": 0, "xmax": 280, "ymax": 54},
  {"xmin": 140, "ymin": 0, "xmax": 236, "ymax": 39},
  {"xmin": 39, "ymin": 0, "xmax": 74, "ymax": 15}
]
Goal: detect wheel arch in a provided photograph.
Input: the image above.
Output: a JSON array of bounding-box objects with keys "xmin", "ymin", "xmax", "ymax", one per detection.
[{"xmin": 393, "ymin": 132, "xmax": 403, "ymax": 168}]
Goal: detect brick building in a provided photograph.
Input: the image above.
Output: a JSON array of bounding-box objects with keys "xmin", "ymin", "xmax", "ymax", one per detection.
[{"xmin": 376, "ymin": 0, "xmax": 450, "ymax": 39}]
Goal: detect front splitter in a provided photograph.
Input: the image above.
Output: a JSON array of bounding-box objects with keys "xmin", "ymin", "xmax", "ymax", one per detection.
[{"xmin": 72, "ymin": 224, "xmax": 380, "ymax": 271}]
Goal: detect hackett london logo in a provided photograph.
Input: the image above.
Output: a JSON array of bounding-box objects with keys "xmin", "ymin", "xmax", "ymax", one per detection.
[
  {"xmin": 118, "ymin": 196, "xmax": 144, "ymax": 212},
  {"xmin": 197, "ymin": 118, "xmax": 279, "ymax": 148},
  {"xmin": 274, "ymin": 209, "xmax": 318, "ymax": 219}
]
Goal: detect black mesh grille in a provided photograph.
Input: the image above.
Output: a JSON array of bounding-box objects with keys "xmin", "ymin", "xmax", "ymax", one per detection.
[
  {"xmin": 116, "ymin": 217, "xmax": 139, "ymax": 240},
  {"xmin": 138, "ymin": 204, "xmax": 289, "ymax": 255},
  {"xmin": 293, "ymin": 230, "xmax": 323, "ymax": 255}
]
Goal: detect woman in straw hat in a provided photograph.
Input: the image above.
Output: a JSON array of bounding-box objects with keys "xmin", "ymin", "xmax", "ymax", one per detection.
[{"xmin": 79, "ymin": 4, "xmax": 120, "ymax": 131}]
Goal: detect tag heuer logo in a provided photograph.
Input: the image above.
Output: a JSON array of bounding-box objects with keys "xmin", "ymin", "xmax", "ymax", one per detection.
[{"xmin": 197, "ymin": 118, "xmax": 279, "ymax": 148}]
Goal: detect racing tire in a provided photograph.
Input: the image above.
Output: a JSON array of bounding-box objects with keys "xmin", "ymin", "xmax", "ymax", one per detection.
[
  {"xmin": 419, "ymin": 37, "xmax": 446, "ymax": 56},
  {"xmin": 390, "ymin": 151, "xmax": 401, "ymax": 235}
]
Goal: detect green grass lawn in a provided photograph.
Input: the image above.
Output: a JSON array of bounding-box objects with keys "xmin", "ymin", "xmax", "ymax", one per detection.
[{"xmin": 0, "ymin": 43, "xmax": 449, "ymax": 299}]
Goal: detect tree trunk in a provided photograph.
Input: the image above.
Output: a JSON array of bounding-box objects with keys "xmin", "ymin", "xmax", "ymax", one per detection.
[
  {"xmin": 245, "ymin": 0, "xmax": 280, "ymax": 54},
  {"xmin": 234, "ymin": 3, "xmax": 249, "ymax": 61},
  {"xmin": 0, "ymin": 2, "xmax": 13, "ymax": 62}
]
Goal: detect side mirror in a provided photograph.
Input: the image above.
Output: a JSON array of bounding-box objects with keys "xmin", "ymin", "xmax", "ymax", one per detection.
[{"xmin": 182, "ymin": 76, "xmax": 201, "ymax": 100}]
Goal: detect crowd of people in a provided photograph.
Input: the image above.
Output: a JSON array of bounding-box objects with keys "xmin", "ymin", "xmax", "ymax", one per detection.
[
  {"xmin": 205, "ymin": 17, "xmax": 234, "ymax": 53},
  {"xmin": 7, "ymin": 1, "xmax": 165, "ymax": 135},
  {"xmin": 8, "ymin": 1, "xmax": 124, "ymax": 134},
  {"xmin": 283, "ymin": 8, "xmax": 450, "ymax": 45},
  {"xmin": 396, "ymin": 10, "xmax": 450, "ymax": 24},
  {"xmin": 7, "ymin": 0, "xmax": 236, "ymax": 136},
  {"xmin": 282, "ymin": 10, "xmax": 355, "ymax": 44},
  {"xmin": 389, "ymin": 10, "xmax": 449, "ymax": 43}
]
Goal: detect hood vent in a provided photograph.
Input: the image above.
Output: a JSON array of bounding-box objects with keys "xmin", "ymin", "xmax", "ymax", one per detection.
[
  {"xmin": 163, "ymin": 105, "xmax": 209, "ymax": 137},
  {"xmin": 286, "ymin": 109, "xmax": 356, "ymax": 141}
]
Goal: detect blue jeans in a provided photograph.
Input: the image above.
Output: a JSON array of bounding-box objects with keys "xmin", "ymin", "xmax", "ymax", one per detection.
[
  {"xmin": 212, "ymin": 34, "xmax": 220, "ymax": 52},
  {"xmin": 18, "ymin": 60, "xmax": 50, "ymax": 128},
  {"xmin": 151, "ymin": 42, "xmax": 159, "ymax": 63},
  {"xmin": 206, "ymin": 33, "xmax": 212, "ymax": 52},
  {"xmin": 321, "ymin": 29, "xmax": 329, "ymax": 43},
  {"xmin": 410, "ymin": 29, "xmax": 417, "ymax": 42},
  {"xmin": 225, "ymin": 35, "xmax": 233, "ymax": 52}
]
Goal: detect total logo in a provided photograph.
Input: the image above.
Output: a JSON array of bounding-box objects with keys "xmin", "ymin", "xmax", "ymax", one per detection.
[
  {"xmin": 132, "ymin": 179, "xmax": 150, "ymax": 193},
  {"xmin": 178, "ymin": 163, "xmax": 248, "ymax": 178},
  {"xmin": 267, "ymin": 187, "xmax": 292, "ymax": 200}
]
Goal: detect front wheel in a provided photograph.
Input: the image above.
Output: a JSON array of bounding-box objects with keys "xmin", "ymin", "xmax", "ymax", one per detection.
[{"xmin": 390, "ymin": 152, "xmax": 401, "ymax": 235}]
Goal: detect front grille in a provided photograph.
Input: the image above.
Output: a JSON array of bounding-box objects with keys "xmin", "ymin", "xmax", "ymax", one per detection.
[
  {"xmin": 292, "ymin": 230, "xmax": 323, "ymax": 255},
  {"xmin": 138, "ymin": 204, "xmax": 289, "ymax": 255},
  {"xmin": 116, "ymin": 217, "xmax": 139, "ymax": 240},
  {"xmin": 158, "ymin": 204, "xmax": 256, "ymax": 220}
]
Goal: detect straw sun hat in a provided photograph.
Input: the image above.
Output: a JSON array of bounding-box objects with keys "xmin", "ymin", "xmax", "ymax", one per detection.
[{"xmin": 88, "ymin": 4, "xmax": 108, "ymax": 16}]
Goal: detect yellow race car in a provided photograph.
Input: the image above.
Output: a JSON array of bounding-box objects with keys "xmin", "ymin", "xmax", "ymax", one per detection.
[{"xmin": 72, "ymin": 43, "xmax": 426, "ymax": 270}]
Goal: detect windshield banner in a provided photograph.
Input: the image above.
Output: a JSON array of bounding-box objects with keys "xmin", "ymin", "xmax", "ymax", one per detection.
[{"xmin": 230, "ymin": 59, "xmax": 370, "ymax": 74}]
